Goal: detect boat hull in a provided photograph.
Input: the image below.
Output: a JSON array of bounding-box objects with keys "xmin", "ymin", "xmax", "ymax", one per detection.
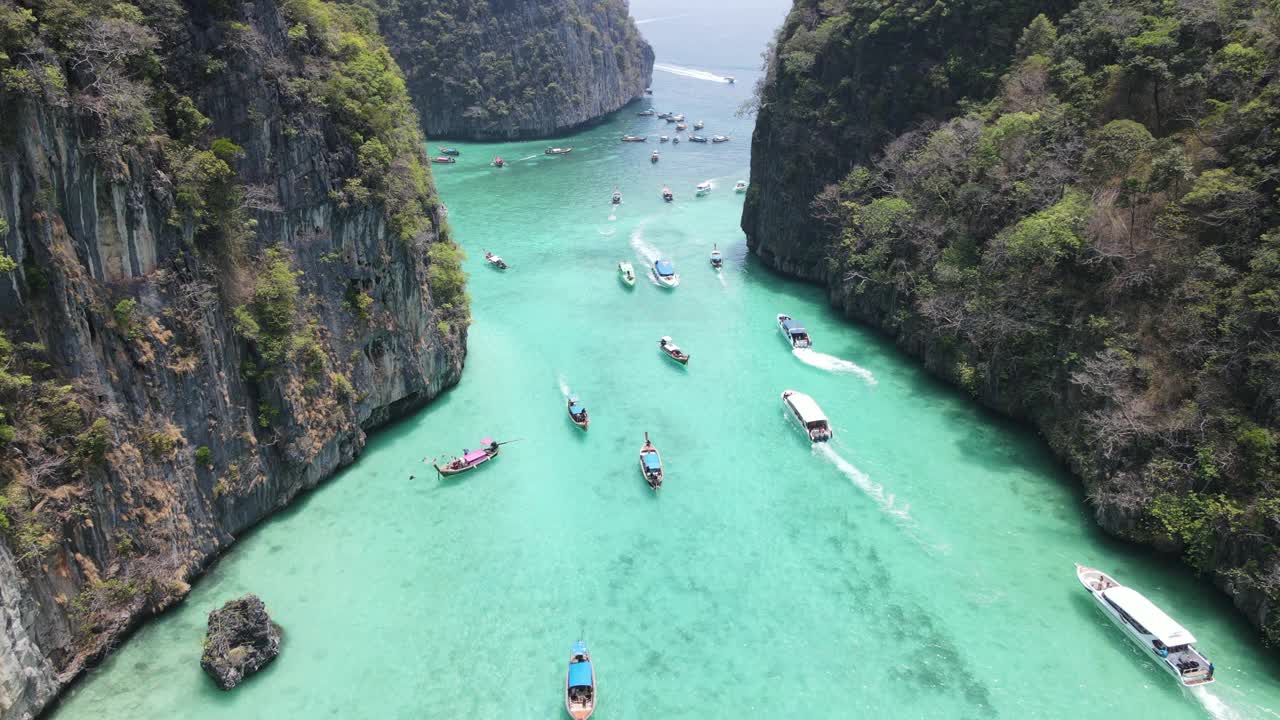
[
  {"xmin": 654, "ymin": 274, "xmax": 680, "ymax": 288},
  {"xmin": 433, "ymin": 446, "xmax": 499, "ymax": 477}
]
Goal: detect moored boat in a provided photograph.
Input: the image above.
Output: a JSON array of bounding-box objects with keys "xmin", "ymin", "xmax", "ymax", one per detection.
[
  {"xmin": 438, "ymin": 147, "xmax": 460, "ymax": 156},
  {"xmin": 567, "ymin": 397, "xmax": 589, "ymax": 430},
  {"xmin": 675, "ymin": 123, "xmax": 687, "ymax": 131},
  {"xmin": 665, "ymin": 115, "xmax": 677, "ymax": 123},
  {"xmin": 651, "ymin": 151, "xmax": 659, "ymax": 163},
  {"xmin": 545, "ymin": 147, "xmax": 573, "ymax": 155},
  {"xmin": 711, "ymin": 135, "xmax": 730, "ymax": 143},
  {"xmin": 688, "ymin": 135, "xmax": 708, "ymax": 143},
  {"xmin": 661, "ymin": 187, "xmax": 674, "ymax": 202},
  {"xmin": 695, "ymin": 181, "xmax": 712, "ymax": 196},
  {"xmin": 565, "ymin": 641, "xmax": 596, "ymax": 719},
  {"xmin": 693, "ymin": 120, "xmax": 704, "ymax": 130},
  {"xmin": 637, "ymin": 108, "xmax": 656, "ymax": 116},
  {"xmin": 611, "ymin": 190, "xmax": 622, "ymax": 205},
  {"xmin": 777, "ymin": 313, "xmax": 811, "ymax": 348},
  {"xmin": 657, "ymin": 111, "xmax": 673, "ymax": 119},
  {"xmin": 710, "ymin": 244, "xmax": 723, "ymax": 269},
  {"xmin": 653, "ymin": 260, "xmax": 679, "ymax": 288},
  {"xmin": 660, "ymin": 135, "xmax": 670, "ymax": 143},
  {"xmin": 639, "ymin": 432, "xmax": 663, "ymax": 489},
  {"xmin": 1075, "ymin": 564, "xmax": 1215, "ymax": 686},
  {"xmin": 484, "ymin": 250, "xmax": 508, "ymax": 270},
  {"xmin": 672, "ymin": 114, "xmax": 685, "ymax": 122},
  {"xmin": 431, "ymin": 438, "xmax": 501, "ymax": 476},
  {"xmin": 432, "ymin": 156, "xmax": 456, "ymax": 164},
  {"xmin": 621, "ymin": 135, "xmax": 647, "ymax": 142},
  {"xmin": 618, "ymin": 260, "xmax": 636, "ymax": 286},
  {"xmin": 672, "ymin": 136, "xmax": 680, "ymax": 144},
  {"xmin": 781, "ymin": 390, "xmax": 833, "ymax": 442},
  {"xmin": 492, "ymin": 157, "xmax": 506, "ymax": 168},
  {"xmin": 658, "ymin": 336, "xmax": 689, "ymax": 365},
  {"xmin": 734, "ymin": 180, "xmax": 748, "ymax": 193}
]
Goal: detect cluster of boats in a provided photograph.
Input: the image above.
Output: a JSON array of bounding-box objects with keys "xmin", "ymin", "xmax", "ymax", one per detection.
[{"xmin": 633, "ymin": 109, "xmax": 730, "ymax": 146}]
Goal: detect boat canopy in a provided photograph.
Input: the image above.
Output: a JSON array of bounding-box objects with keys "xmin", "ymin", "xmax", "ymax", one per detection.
[
  {"xmin": 480, "ymin": 437, "xmax": 495, "ymax": 446},
  {"xmin": 568, "ymin": 661, "xmax": 593, "ymax": 688},
  {"xmin": 642, "ymin": 452, "xmax": 661, "ymax": 471},
  {"xmin": 1103, "ymin": 587, "xmax": 1197, "ymax": 645},
  {"xmin": 655, "ymin": 260, "xmax": 674, "ymax": 276},
  {"xmin": 785, "ymin": 392, "xmax": 829, "ymax": 425},
  {"xmin": 462, "ymin": 449, "xmax": 487, "ymax": 463},
  {"xmin": 781, "ymin": 319, "xmax": 806, "ymax": 334},
  {"xmin": 569, "ymin": 404, "xmax": 584, "ymax": 415}
]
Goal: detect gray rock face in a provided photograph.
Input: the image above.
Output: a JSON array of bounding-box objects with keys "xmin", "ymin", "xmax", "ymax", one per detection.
[
  {"xmin": 377, "ymin": 0, "xmax": 655, "ymax": 140},
  {"xmin": 200, "ymin": 595, "xmax": 281, "ymax": 690},
  {"xmin": 0, "ymin": 1, "xmax": 466, "ymax": 717}
]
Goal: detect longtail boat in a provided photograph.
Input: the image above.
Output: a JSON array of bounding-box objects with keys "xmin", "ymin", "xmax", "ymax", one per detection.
[
  {"xmin": 568, "ymin": 397, "xmax": 589, "ymax": 430},
  {"xmin": 431, "ymin": 438, "xmax": 501, "ymax": 476},
  {"xmin": 639, "ymin": 432, "xmax": 663, "ymax": 490},
  {"xmin": 565, "ymin": 641, "xmax": 596, "ymax": 719}
]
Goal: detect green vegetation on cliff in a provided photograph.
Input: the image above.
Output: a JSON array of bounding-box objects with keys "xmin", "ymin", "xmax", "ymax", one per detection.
[{"xmin": 751, "ymin": 0, "xmax": 1280, "ymax": 643}]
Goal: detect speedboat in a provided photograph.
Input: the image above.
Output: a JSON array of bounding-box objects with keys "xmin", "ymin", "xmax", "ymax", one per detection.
[
  {"xmin": 545, "ymin": 147, "xmax": 573, "ymax": 155},
  {"xmin": 696, "ymin": 181, "xmax": 712, "ymax": 196},
  {"xmin": 653, "ymin": 260, "xmax": 679, "ymax": 288},
  {"xmin": 675, "ymin": 123, "xmax": 687, "ymax": 131},
  {"xmin": 484, "ymin": 250, "xmax": 508, "ymax": 270},
  {"xmin": 710, "ymin": 244, "xmax": 723, "ymax": 269},
  {"xmin": 725, "ymin": 76, "xmax": 735, "ymax": 84},
  {"xmin": 711, "ymin": 135, "xmax": 730, "ymax": 143},
  {"xmin": 651, "ymin": 151, "xmax": 659, "ymax": 163},
  {"xmin": 657, "ymin": 111, "xmax": 673, "ymax": 120},
  {"xmin": 565, "ymin": 641, "xmax": 596, "ymax": 719},
  {"xmin": 672, "ymin": 136, "xmax": 680, "ymax": 144},
  {"xmin": 672, "ymin": 114, "xmax": 685, "ymax": 122},
  {"xmin": 621, "ymin": 135, "xmax": 647, "ymax": 142},
  {"xmin": 1075, "ymin": 564, "xmax": 1215, "ymax": 686},
  {"xmin": 567, "ymin": 397, "xmax": 589, "ymax": 430},
  {"xmin": 645, "ymin": 87, "xmax": 653, "ymax": 94},
  {"xmin": 777, "ymin": 314, "xmax": 810, "ymax": 348},
  {"xmin": 693, "ymin": 120, "xmax": 704, "ymax": 130},
  {"xmin": 688, "ymin": 135, "xmax": 708, "ymax": 143},
  {"xmin": 637, "ymin": 108, "xmax": 656, "ymax": 116},
  {"xmin": 492, "ymin": 157, "xmax": 506, "ymax": 168},
  {"xmin": 431, "ymin": 438, "xmax": 501, "ymax": 476},
  {"xmin": 618, "ymin": 260, "xmax": 636, "ymax": 286},
  {"xmin": 611, "ymin": 190, "xmax": 622, "ymax": 205},
  {"xmin": 432, "ymin": 156, "xmax": 456, "ymax": 164},
  {"xmin": 438, "ymin": 147, "xmax": 460, "ymax": 156},
  {"xmin": 665, "ymin": 115, "xmax": 677, "ymax": 124},
  {"xmin": 658, "ymin": 336, "xmax": 689, "ymax": 365},
  {"xmin": 639, "ymin": 433, "xmax": 663, "ymax": 489},
  {"xmin": 781, "ymin": 390, "xmax": 833, "ymax": 442},
  {"xmin": 734, "ymin": 180, "xmax": 748, "ymax": 193},
  {"xmin": 660, "ymin": 135, "xmax": 670, "ymax": 143},
  {"xmin": 661, "ymin": 187, "xmax": 674, "ymax": 202}
]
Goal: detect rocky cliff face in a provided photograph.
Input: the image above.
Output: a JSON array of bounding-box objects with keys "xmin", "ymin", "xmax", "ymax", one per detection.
[
  {"xmin": 374, "ymin": 0, "xmax": 654, "ymax": 139},
  {"xmin": 0, "ymin": 1, "xmax": 468, "ymax": 717},
  {"xmin": 744, "ymin": 0, "xmax": 1280, "ymax": 648}
]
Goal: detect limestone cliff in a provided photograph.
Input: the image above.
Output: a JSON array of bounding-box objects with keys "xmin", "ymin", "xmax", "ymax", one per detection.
[
  {"xmin": 0, "ymin": 1, "xmax": 468, "ymax": 717},
  {"xmin": 744, "ymin": 0, "xmax": 1280, "ymax": 647},
  {"xmin": 373, "ymin": 0, "xmax": 654, "ymax": 139}
]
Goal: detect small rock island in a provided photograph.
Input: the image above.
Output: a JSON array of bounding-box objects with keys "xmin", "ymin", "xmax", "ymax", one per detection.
[{"xmin": 200, "ymin": 595, "xmax": 282, "ymax": 690}]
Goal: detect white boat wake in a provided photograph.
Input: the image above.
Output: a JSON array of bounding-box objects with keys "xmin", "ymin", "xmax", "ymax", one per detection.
[
  {"xmin": 815, "ymin": 444, "xmax": 911, "ymax": 522},
  {"xmin": 793, "ymin": 348, "xmax": 876, "ymax": 384},
  {"xmin": 1191, "ymin": 687, "xmax": 1249, "ymax": 720},
  {"xmin": 653, "ymin": 63, "xmax": 733, "ymax": 83},
  {"xmin": 629, "ymin": 225, "xmax": 661, "ymax": 264},
  {"xmin": 717, "ymin": 272, "xmax": 727, "ymax": 288},
  {"xmin": 517, "ymin": 154, "xmax": 539, "ymax": 162},
  {"xmin": 608, "ymin": 211, "xmax": 617, "ymax": 221},
  {"xmin": 557, "ymin": 374, "xmax": 571, "ymax": 400},
  {"xmin": 635, "ymin": 14, "xmax": 692, "ymax": 25}
]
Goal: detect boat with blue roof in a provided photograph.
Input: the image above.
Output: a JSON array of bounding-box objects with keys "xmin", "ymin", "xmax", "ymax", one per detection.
[
  {"xmin": 567, "ymin": 397, "xmax": 589, "ymax": 430},
  {"xmin": 639, "ymin": 433, "xmax": 663, "ymax": 490},
  {"xmin": 431, "ymin": 438, "xmax": 501, "ymax": 477},
  {"xmin": 653, "ymin": 260, "xmax": 679, "ymax": 288},
  {"xmin": 777, "ymin": 313, "xmax": 811, "ymax": 348},
  {"xmin": 565, "ymin": 641, "xmax": 596, "ymax": 719}
]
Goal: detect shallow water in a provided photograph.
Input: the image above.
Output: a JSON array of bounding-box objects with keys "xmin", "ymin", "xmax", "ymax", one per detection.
[{"xmin": 51, "ymin": 2, "xmax": 1280, "ymax": 718}]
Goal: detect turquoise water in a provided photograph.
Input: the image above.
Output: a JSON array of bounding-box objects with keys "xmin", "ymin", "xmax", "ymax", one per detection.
[{"xmin": 51, "ymin": 3, "xmax": 1280, "ymax": 718}]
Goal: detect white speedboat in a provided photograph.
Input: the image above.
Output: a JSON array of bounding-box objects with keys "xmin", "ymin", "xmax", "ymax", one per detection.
[
  {"xmin": 484, "ymin": 251, "xmax": 508, "ymax": 270},
  {"xmin": 661, "ymin": 187, "xmax": 674, "ymax": 202},
  {"xmin": 709, "ymin": 244, "xmax": 723, "ymax": 269},
  {"xmin": 653, "ymin": 259, "xmax": 679, "ymax": 288},
  {"xmin": 611, "ymin": 190, "xmax": 622, "ymax": 205},
  {"xmin": 660, "ymin": 135, "xmax": 670, "ymax": 143},
  {"xmin": 711, "ymin": 135, "xmax": 730, "ymax": 143},
  {"xmin": 618, "ymin": 260, "xmax": 636, "ymax": 287},
  {"xmin": 696, "ymin": 181, "xmax": 712, "ymax": 196},
  {"xmin": 734, "ymin": 180, "xmax": 748, "ymax": 193},
  {"xmin": 693, "ymin": 120, "xmax": 704, "ymax": 130},
  {"xmin": 781, "ymin": 390, "xmax": 832, "ymax": 442},
  {"xmin": 777, "ymin": 313, "xmax": 810, "ymax": 348},
  {"xmin": 1075, "ymin": 564, "xmax": 1215, "ymax": 687},
  {"xmin": 651, "ymin": 150, "xmax": 659, "ymax": 163}
]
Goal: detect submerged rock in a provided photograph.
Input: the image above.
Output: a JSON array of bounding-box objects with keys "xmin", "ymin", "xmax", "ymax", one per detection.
[{"xmin": 200, "ymin": 596, "xmax": 282, "ymax": 690}]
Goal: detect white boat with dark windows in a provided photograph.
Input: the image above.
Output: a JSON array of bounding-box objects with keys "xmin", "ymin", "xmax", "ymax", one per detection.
[
  {"xmin": 695, "ymin": 181, "xmax": 712, "ymax": 196},
  {"xmin": 781, "ymin": 390, "xmax": 833, "ymax": 442},
  {"xmin": 734, "ymin": 180, "xmax": 748, "ymax": 193},
  {"xmin": 1075, "ymin": 564, "xmax": 1215, "ymax": 687},
  {"xmin": 653, "ymin": 259, "xmax": 680, "ymax": 288},
  {"xmin": 777, "ymin": 314, "xmax": 811, "ymax": 348}
]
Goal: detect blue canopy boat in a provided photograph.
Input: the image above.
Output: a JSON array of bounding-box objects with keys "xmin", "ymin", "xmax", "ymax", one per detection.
[
  {"xmin": 777, "ymin": 313, "xmax": 811, "ymax": 349},
  {"xmin": 639, "ymin": 432, "xmax": 663, "ymax": 490},
  {"xmin": 653, "ymin": 259, "xmax": 680, "ymax": 288},
  {"xmin": 438, "ymin": 146, "xmax": 460, "ymax": 156},
  {"xmin": 565, "ymin": 641, "xmax": 596, "ymax": 719},
  {"xmin": 568, "ymin": 397, "xmax": 589, "ymax": 430},
  {"xmin": 431, "ymin": 438, "xmax": 501, "ymax": 477}
]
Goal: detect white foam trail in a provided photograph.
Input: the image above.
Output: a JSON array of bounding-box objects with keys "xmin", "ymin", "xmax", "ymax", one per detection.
[
  {"xmin": 653, "ymin": 63, "xmax": 732, "ymax": 83},
  {"xmin": 518, "ymin": 154, "xmax": 539, "ymax": 162},
  {"xmin": 717, "ymin": 272, "xmax": 727, "ymax": 288},
  {"xmin": 608, "ymin": 212, "xmax": 617, "ymax": 221},
  {"xmin": 629, "ymin": 224, "xmax": 660, "ymax": 264},
  {"xmin": 815, "ymin": 444, "xmax": 911, "ymax": 521},
  {"xmin": 1191, "ymin": 687, "xmax": 1246, "ymax": 720},
  {"xmin": 557, "ymin": 374, "xmax": 571, "ymax": 400},
  {"xmin": 793, "ymin": 348, "xmax": 876, "ymax": 385},
  {"xmin": 635, "ymin": 14, "xmax": 692, "ymax": 25},
  {"xmin": 597, "ymin": 227, "xmax": 616, "ymax": 237}
]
